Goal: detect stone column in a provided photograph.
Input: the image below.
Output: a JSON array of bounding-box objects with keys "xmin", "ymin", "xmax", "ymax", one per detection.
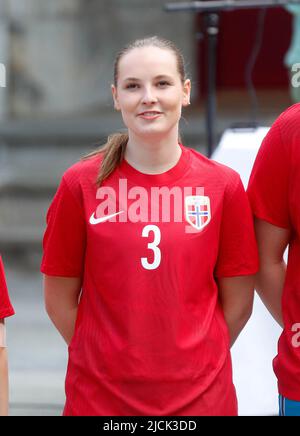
[{"xmin": 0, "ymin": 0, "xmax": 9, "ymax": 120}]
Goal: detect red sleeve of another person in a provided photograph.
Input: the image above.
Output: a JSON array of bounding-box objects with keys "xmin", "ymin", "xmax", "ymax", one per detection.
[
  {"xmin": 0, "ymin": 256, "xmax": 15, "ymax": 318},
  {"xmin": 247, "ymin": 117, "xmax": 291, "ymax": 229},
  {"xmin": 41, "ymin": 176, "xmax": 87, "ymax": 278},
  {"xmin": 215, "ymin": 173, "xmax": 259, "ymax": 278}
]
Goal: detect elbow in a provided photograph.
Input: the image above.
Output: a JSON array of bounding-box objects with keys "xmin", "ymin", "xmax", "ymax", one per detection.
[
  {"xmin": 232, "ymin": 297, "xmax": 254, "ymax": 330},
  {"xmin": 243, "ymin": 283, "xmax": 255, "ymax": 324},
  {"xmin": 44, "ymin": 292, "xmax": 56, "ymax": 321},
  {"xmin": 238, "ymin": 302, "xmax": 254, "ymax": 330},
  {"xmin": 254, "ymin": 270, "xmax": 264, "ymax": 294},
  {"xmin": 44, "ymin": 301, "xmax": 54, "ymax": 321},
  {"xmin": 242, "ymin": 305, "xmax": 253, "ymax": 326},
  {"xmin": 45, "ymin": 301, "xmax": 52, "ymax": 317}
]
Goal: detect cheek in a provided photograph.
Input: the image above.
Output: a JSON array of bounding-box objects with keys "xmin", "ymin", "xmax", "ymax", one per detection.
[
  {"xmin": 120, "ymin": 101, "xmax": 136, "ymax": 113},
  {"xmin": 163, "ymin": 90, "xmax": 184, "ymax": 109},
  {"xmin": 118, "ymin": 97, "xmax": 138, "ymax": 127},
  {"xmin": 117, "ymin": 92, "xmax": 139, "ymax": 113}
]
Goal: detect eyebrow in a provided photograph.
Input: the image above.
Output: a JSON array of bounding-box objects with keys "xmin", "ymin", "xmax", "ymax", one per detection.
[{"xmin": 123, "ymin": 75, "xmax": 174, "ymax": 82}]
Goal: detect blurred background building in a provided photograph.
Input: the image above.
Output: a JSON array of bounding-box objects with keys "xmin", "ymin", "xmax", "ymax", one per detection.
[{"xmin": 0, "ymin": 0, "xmax": 296, "ymax": 415}]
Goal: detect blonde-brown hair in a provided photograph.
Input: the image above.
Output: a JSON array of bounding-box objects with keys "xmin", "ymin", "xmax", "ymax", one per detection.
[{"xmin": 84, "ymin": 36, "xmax": 187, "ymax": 186}]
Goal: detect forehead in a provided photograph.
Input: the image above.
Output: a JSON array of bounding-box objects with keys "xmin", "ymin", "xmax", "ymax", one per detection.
[{"xmin": 117, "ymin": 46, "xmax": 179, "ymax": 81}]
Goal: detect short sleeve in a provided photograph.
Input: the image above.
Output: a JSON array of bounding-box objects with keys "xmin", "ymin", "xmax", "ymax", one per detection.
[
  {"xmin": 247, "ymin": 117, "xmax": 291, "ymax": 229},
  {"xmin": 215, "ymin": 174, "xmax": 259, "ymax": 278},
  {"xmin": 0, "ymin": 256, "xmax": 15, "ymax": 318},
  {"xmin": 41, "ymin": 177, "xmax": 87, "ymax": 277}
]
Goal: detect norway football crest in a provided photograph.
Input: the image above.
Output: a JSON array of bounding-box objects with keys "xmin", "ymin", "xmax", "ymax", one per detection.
[{"xmin": 185, "ymin": 196, "xmax": 211, "ymax": 230}]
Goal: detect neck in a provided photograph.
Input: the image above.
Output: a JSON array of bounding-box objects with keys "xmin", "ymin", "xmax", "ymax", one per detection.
[{"xmin": 125, "ymin": 130, "xmax": 182, "ymax": 174}]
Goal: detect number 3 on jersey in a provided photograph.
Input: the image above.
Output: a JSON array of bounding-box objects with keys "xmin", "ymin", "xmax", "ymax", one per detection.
[{"xmin": 141, "ymin": 225, "xmax": 161, "ymax": 270}]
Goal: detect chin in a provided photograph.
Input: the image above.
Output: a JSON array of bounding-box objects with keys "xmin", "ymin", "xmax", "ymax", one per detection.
[
  {"xmin": 139, "ymin": 123, "xmax": 176, "ymax": 134},
  {"xmin": 139, "ymin": 130, "xmax": 169, "ymax": 141}
]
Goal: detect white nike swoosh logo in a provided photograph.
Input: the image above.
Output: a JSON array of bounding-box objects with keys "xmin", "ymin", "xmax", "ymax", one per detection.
[{"xmin": 89, "ymin": 211, "xmax": 125, "ymax": 224}]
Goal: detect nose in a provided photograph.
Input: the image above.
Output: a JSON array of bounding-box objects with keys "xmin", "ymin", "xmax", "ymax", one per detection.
[{"xmin": 141, "ymin": 86, "xmax": 157, "ymax": 105}]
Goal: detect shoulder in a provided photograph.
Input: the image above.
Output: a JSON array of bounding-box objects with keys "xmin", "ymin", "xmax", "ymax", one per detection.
[
  {"xmin": 275, "ymin": 103, "xmax": 300, "ymax": 138},
  {"xmin": 63, "ymin": 153, "xmax": 103, "ymax": 182},
  {"xmin": 186, "ymin": 146, "xmax": 241, "ymax": 188},
  {"xmin": 61, "ymin": 153, "xmax": 103, "ymax": 192},
  {"xmin": 254, "ymin": 104, "xmax": 300, "ymax": 160},
  {"xmin": 278, "ymin": 103, "xmax": 300, "ymax": 122},
  {"xmin": 50, "ymin": 153, "xmax": 103, "ymax": 208}
]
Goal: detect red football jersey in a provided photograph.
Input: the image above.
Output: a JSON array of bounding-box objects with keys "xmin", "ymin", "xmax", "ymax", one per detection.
[
  {"xmin": 248, "ymin": 104, "xmax": 300, "ymax": 402},
  {"xmin": 0, "ymin": 256, "xmax": 14, "ymax": 319},
  {"xmin": 41, "ymin": 144, "xmax": 258, "ymax": 415}
]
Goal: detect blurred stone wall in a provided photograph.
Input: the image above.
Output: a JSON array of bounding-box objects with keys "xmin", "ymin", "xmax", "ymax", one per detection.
[
  {"xmin": 0, "ymin": 0, "xmax": 197, "ymax": 255},
  {"xmin": 2, "ymin": 0, "xmax": 196, "ymax": 118},
  {"xmin": 0, "ymin": 0, "xmax": 9, "ymax": 119}
]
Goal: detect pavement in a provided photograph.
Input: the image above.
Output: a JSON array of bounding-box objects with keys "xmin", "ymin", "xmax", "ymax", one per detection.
[{"xmin": 5, "ymin": 255, "xmax": 67, "ymax": 416}]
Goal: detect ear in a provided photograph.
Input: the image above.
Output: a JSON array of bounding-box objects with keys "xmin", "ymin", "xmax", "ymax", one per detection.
[
  {"xmin": 182, "ymin": 79, "xmax": 191, "ymax": 107},
  {"xmin": 111, "ymin": 84, "xmax": 121, "ymax": 111}
]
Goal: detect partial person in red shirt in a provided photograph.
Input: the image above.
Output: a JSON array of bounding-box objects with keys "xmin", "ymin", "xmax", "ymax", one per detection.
[
  {"xmin": 248, "ymin": 104, "xmax": 300, "ymax": 416},
  {"xmin": 41, "ymin": 36, "xmax": 258, "ymax": 416},
  {"xmin": 0, "ymin": 256, "xmax": 15, "ymax": 416}
]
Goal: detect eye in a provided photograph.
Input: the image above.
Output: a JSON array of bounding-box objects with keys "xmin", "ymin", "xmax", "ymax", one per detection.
[
  {"xmin": 157, "ymin": 80, "xmax": 171, "ymax": 88},
  {"xmin": 125, "ymin": 83, "xmax": 139, "ymax": 90}
]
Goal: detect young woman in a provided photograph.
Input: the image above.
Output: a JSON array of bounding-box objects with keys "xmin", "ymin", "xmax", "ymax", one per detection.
[
  {"xmin": 41, "ymin": 36, "xmax": 258, "ymax": 416},
  {"xmin": 0, "ymin": 256, "xmax": 15, "ymax": 416},
  {"xmin": 248, "ymin": 103, "xmax": 300, "ymax": 416}
]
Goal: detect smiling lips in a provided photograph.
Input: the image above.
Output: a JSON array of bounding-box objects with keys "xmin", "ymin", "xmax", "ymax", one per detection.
[{"xmin": 138, "ymin": 111, "xmax": 162, "ymax": 119}]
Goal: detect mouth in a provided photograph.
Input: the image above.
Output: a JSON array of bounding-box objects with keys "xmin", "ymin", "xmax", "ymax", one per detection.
[{"xmin": 138, "ymin": 111, "xmax": 163, "ymax": 119}]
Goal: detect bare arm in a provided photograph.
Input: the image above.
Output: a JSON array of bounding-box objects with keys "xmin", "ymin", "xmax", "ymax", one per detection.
[
  {"xmin": 0, "ymin": 319, "xmax": 8, "ymax": 416},
  {"xmin": 254, "ymin": 218, "xmax": 290, "ymax": 328},
  {"xmin": 218, "ymin": 275, "xmax": 255, "ymax": 347},
  {"xmin": 44, "ymin": 275, "xmax": 82, "ymax": 346}
]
